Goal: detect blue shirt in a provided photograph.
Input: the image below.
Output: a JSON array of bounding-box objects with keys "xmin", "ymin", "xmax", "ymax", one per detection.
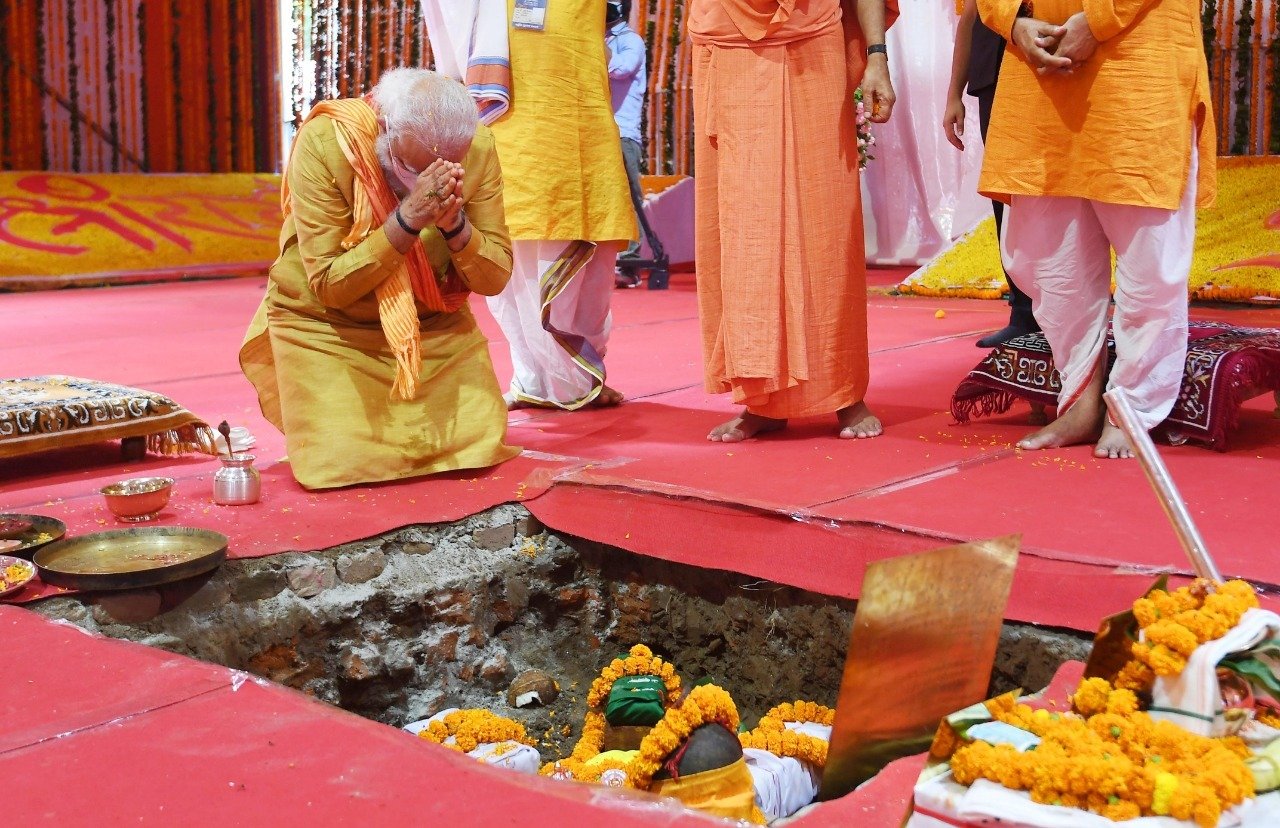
[{"xmin": 606, "ymin": 21, "xmax": 646, "ymax": 145}]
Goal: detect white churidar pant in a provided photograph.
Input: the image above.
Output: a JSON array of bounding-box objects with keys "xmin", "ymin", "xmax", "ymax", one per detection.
[{"xmin": 1001, "ymin": 144, "xmax": 1199, "ymax": 432}]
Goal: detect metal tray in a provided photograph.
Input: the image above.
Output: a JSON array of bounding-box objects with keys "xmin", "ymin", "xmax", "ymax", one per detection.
[
  {"xmin": 0, "ymin": 514, "xmax": 67, "ymax": 559},
  {"xmin": 33, "ymin": 527, "xmax": 227, "ymax": 591}
]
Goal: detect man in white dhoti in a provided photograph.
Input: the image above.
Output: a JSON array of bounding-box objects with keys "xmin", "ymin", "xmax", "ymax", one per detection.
[
  {"xmin": 979, "ymin": 0, "xmax": 1216, "ymax": 458},
  {"xmin": 423, "ymin": 0, "xmax": 638, "ymax": 409}
]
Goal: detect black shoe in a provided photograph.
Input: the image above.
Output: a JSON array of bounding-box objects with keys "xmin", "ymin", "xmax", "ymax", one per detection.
[
  {"xmin": 976, "ymin": 324, "xmax": 1040, "ymax": 348},
  {"xmin": 615, "ymin": 270, "xmax": 641, "ymax": 289}
]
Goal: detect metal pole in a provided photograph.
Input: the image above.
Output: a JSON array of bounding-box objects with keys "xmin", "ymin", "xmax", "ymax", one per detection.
[{"xmin": 1102, "ymin": 388, "xmax": 1222, "ymax": 581}]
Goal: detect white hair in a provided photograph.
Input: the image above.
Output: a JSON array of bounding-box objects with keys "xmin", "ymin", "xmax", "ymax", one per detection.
[{"xmin": 370, "ymin": 68, "xmax": 478, "ymax": 160}]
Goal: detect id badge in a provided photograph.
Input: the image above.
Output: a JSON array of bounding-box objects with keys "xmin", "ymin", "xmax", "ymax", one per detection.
[{"xmin": 512, "ymin": 0, "xmax": 548, "ymax": 31}]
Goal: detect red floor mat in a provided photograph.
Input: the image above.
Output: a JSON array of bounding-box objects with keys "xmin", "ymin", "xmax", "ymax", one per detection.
[
  {"xmin": 3, "ymin": 278, "xmax": 1279, "ymax": 631},
  {"xmin": 1, "ymin": 606, "xmax": 920, "ymax": 827}
]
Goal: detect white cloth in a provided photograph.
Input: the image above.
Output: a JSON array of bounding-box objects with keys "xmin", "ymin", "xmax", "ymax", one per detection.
[
  {"xmin": 402, "ymin": 709, "xmax": 540, "ymax": 774},
  {"xmin": 212, "ymin": 426, "xmax": 255, "ymax": 454},
  {"xmin": 744, "ymin": 748, "xmax": 820, "ymax": 823},
  {"xmin": 1001, "ymin": 144, "xmax": 1199, "ymax": 431},
  {"xmin": 487, "ymin": 239, "xmax": 620, "ymax": 408},
  {"xmin": 1151, "ymin": 608, "xmax": 1280, "ymax": 737},
  {"xmin": 908, "ymin": 771, "xmax": 1280, "ymax": 828},
  {"xmin": 861, "ymin": 0, "xmax": 989, "ymax": 265},
  {"xmin": 419, "ymin": 0, "xmax": 511, "ymax": 124},
  {"xmin": 741, "ymin": 721, "xmax": 830, "ymax": 821},
  {"xmin": 784, "ymin": 721, "xmax": 832, "ymax": 743}
]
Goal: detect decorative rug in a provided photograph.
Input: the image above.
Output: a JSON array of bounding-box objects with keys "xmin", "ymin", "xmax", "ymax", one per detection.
[
  {"xmin": 0, "ymin": 376, "xmax": 217, "ymax": 460},
  {"xmin": 950, "ymin": 323, "xmax": 1280, "ymax": 450},
  {"xmin": 899, "ymin": 157, "xmax": 1280, "ymax": 304},
  {"xmin": 0, "ymin": 172, "xmax": 281, "ymax": 291}
]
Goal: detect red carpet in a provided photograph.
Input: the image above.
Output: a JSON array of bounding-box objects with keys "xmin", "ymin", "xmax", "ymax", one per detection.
[
  {"xmin": 2, "ymin": 277, "xmax": 1279, "ymax": 627},
  {"xmin": 0, "ymin": 603, "xmax": 1074, "ymax": 826}
]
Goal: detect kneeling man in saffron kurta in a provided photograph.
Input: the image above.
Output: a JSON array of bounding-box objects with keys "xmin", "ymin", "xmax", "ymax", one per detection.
[
  {"xmin": 978, "ymin": 0, "xmax": 1216, "ymax": 458},
  {"xmin": 240, "ymin": 69, "xmax": 520, "ymax": 490},
  {"xmin": 691, "ymin": 0, "xmax": 899, "ymax": 443}
]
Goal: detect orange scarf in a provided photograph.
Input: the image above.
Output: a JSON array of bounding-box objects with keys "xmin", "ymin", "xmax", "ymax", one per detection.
[{"xmin": 281, "ymin": 97, "xmax": 469, "ymax": 400}]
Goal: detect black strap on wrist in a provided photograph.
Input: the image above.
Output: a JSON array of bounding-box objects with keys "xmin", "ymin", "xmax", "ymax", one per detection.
[
  {"xmin": 394, "ymin": 206, "xmax": 419, "ymax": 235},
  {"xmin": 867, "ymin": 43, "xmax": 887, "ymax": 57},
  {"xmin": 441, "ymin": 212, "xmax": 467, "ymax": 241}
]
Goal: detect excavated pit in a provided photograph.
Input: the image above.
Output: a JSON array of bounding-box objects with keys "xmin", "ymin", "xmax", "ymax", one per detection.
[{"xmin": 33, "ymin": 504, "xmax": 1092, "ymax": 761}]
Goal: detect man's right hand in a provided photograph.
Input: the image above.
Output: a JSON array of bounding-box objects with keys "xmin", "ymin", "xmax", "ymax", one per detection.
[
  {"xmin": 943, "ymin": 97, "xmax": 967, "ymax": 151},
  {"xmin": 1012, "ymin": 18, "xmax": 1071, "ymax": 75},
  {"xmin": 399, "ymin": 159, "xmax": 460, "ymax": 231}
]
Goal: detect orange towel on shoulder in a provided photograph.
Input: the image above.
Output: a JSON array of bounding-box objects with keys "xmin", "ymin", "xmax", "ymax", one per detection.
[{"xmin": 282, "ymin": 98, "xmax": 469, "ymax": 399}]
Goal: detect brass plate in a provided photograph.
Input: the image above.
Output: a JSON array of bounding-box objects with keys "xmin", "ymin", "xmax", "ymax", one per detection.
[
  {"xmin": 819, "ymin": 535, "xmax": 1021, "ymax": 801},
  {"xmin": 0, "ymin": 514, "xmax": 67, "ymax": 559},
  {"xmin": 34, "ymin": 527, "xmax": 227, "ymax": 591}
]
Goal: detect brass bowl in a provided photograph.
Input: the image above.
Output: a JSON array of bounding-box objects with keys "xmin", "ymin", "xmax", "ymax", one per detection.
[{"xmin": 100, "ymin": 477, "xmax": 174, "ymax": 522}]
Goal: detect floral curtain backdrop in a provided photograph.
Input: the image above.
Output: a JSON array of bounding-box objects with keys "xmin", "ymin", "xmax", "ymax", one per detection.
[
  {"xmin": 0, "ymin": 0, "xmax": 281, "ymax": 173},
  {"xmin": 287, "ymin": 0, "xmax": 432, "ymax": 134},
  {"xmin": 5, "ymin": 1, "xmax": 1276, "ymax": 174},
  {"xmin": 1207, "ymin": 0, "xmax": 1279, "ymax": 154}
]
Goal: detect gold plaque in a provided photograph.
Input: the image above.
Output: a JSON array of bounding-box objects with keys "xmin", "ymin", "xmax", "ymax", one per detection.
[{"xmin": 818, "ymin": 535, "xmax": 1020, "ymax": 800}]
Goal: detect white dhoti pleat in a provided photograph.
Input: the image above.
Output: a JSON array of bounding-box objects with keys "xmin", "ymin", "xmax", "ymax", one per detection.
[
  {"xmin": 1002, "ymin": 144, "xmax": 1199, "ymax": 432},
  {"xmin": 487, "ymin": 239, "xmax": 621, "ymax": 408}
]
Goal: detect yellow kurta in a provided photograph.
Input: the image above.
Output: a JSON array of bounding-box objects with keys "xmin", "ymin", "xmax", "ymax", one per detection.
[
  {"xmin": 239, "ymin": 116, "xmax": 520, "ymax": 490},
  {"xmin": 488, "ymin": 0, "xmax": 637, "ymax": 242},
  {"xmin": 978, "ymin": 0, "xmax": 1216, "ymax": 209}
]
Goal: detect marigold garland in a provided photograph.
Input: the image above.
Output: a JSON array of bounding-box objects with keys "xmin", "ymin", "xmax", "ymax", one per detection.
[
  {"xmin": 739, "ymin": 699, "xmax": 835, "ymax": 767},
  {"xmin": 417, "ymin": 709, "xmax": 534, "ymax": 754},
  {"xmin": 627, "ymin": 683, "xmax": 741, "ymax": 791},
  {"xmin": 1116, "ymin": 579, "xmax": 1259, "ymax": 693},
  {"xmin": 954, "ymin": 681, "xmax": 1255, "ymax": 828},
  {"xmin": 542, "ymin": 644, "xmax": 683, "ymax": 778},
  {"xmin": 585, "ymin": 644, "xmax": 682, "ymax": 710},
  {"xmin": 572, "ymin": 757, "xmax": 632, "ymax": 785}
]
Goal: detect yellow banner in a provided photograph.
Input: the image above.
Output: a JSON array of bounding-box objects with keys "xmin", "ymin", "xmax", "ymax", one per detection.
[{"xmin": 0, "ymin": 172, "xmax": 281, "ymax": 290}]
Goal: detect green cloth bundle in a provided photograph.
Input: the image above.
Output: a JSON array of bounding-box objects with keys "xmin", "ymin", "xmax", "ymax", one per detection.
[{"xmin": 606, "ymin": 674, "xmax": 667, "ymax": 726}]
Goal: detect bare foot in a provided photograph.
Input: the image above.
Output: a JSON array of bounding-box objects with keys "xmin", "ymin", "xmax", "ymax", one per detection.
[
  {"xmin": 1017, "ymin": 401, "xmax": 1103, "ymax": 450},
  {"xmin": 589, "ymin": 385, "xmax": 625, "ymax": 407},
  {"xmin": 708, "ymin": 411, "xmax": 786, "ymax": 443},
  {"xmin": 1019, "ymin": 354, "xmax": 1106, "ymax": 450},
  {"xmin": 837, "ymin": 401, "xmax": 883, "ymax": 439},
  {"xmin": 1094, "ymin": 422, "xmax": 1134, "ymax": 459}
]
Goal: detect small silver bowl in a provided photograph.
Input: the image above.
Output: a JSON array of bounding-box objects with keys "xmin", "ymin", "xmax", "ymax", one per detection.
[{"xmin": 100, "ymin": 477, "xmax": 174, "ymax": 522}]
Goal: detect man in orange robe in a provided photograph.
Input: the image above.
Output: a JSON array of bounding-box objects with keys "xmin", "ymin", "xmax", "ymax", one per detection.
[
  {"xmin": 978, "ymin": 0, "xmax": 1216, "ymax": 458},
  {"xmin": 691, "ymin": 0, "xmax": 898, "ymax": 442}
]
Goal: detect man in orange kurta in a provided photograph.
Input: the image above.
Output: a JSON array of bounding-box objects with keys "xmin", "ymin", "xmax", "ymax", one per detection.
[
  {"xmin": 978, "ymin": 0, "xmax": 1216, "ymax": 458},
  {"xmin": 691, "ymin": 0, "xmax": 898, "ymax": 442}
]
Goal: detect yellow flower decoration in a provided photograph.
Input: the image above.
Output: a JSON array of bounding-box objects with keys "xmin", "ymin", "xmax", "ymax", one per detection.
[
  {"xmin": 586, "ymin": 644, "xmax": 682, "ymax": 710},
  {"xmin": 627, "ymin": 683, "xmax": 741, "ymax": 791},
  {"xmin": 739, "ymin": 699, "xmax": 835, "ymax": 767},
  {"xmin": 952, "ymin": 690, "xmax": 1256, "ymax": 828},
  {"xmin": 418, "ymin": 709, "xmax": 535, "ymax": 754},
  {"xmin": 543, "ymin": 644, "xmax": 683, "ymax": 778},
  {"xmin": 1117, "ymin": 579, "xmax": 1259, "ymax": 691}
]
